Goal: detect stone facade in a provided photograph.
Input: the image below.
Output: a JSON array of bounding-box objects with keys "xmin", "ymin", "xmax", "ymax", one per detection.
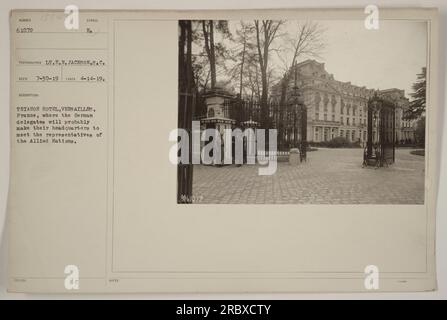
[{"xmin": 272, "ymin": 59, "xmax": 416, "ymax": 144}]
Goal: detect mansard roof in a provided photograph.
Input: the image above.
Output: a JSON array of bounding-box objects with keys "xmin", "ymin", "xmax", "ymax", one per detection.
[
  {"xmin": 274, "ymin": 59, "xmax": 409, "ymax": 101},
  {"xmin": 272, "ymin": 59, "xmax": 409, "ymax": 106},
  {"xmin": 293, "ymin": 59, "xmax": 374, "ymax": 95}
]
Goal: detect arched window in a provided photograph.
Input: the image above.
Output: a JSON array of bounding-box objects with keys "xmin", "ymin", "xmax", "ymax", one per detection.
[
  {"xmin": 315, "ymin": 92, "xmax": 321, "ymax": 110},
  {"xmin": 331, "ymin": 95, "xmax": 337, "ymax": 112},
  {"xmin": 323, "ymin": 93, "xmax": 329, "ymax": 111},
  {"xmin": 208, "ymin": 108, "xmax": 215, "ymax": 118}
]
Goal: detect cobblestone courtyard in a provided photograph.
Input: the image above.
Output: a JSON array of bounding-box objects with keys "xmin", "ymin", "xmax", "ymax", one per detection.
[{"xmin": 192, "ymin": 148, "xmax": 425, "ymax": 204}]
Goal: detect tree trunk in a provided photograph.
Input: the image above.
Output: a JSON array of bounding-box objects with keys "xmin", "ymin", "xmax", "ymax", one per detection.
[
  {"xmin": 202, "ymin": 21, "xmax": 216, "ymax": 90},
  {"xmin": 255, "ymin": 22, "xmax": 267, "ymax": 128},
  {"xmin": 178, "ymin": 21, "xmax": 194, "ymax": 203},
  {"xmin": 209, "ymin": 21, "xmax": 216, "ymax": 89},
  {"xmin": 239, "ymin": 36, "xmax": 246, "ymax": 97}
]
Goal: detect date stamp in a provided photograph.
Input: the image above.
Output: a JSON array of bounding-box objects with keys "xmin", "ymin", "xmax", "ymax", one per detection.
[{"xmin": 179, "ymin": 194, "xmax": 204, "ymax": 203}]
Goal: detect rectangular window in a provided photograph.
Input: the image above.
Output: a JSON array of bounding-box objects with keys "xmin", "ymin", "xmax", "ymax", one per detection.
[
  {"xmin": 353, "ymin": 118, "xmax": 356, "ymax": 125},
  {"xmin": 340, "ymin": 116, "xmax": 343, "ymax": 124},
  {"xmin": 324, "ymin": 114, "xmax": 327, "ymax": 121},
  {"xmin": 347, "ymin": 118, "xmax": 350, "ymax": 125},
  {"xmin": 332, "ymin": 114, "xmax": 335, "ymax": 121},
  {"xmin": 315, "ymin": 113, "xmax": 319, "ymax": 120}
]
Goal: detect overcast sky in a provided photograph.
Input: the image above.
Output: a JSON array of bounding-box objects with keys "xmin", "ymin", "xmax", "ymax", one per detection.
[
  {"xmin": 223, "ymin": 19, "xmax": 427, "ymax": 99},
  {"xmin": 316, "ymin": 19, "xmax": 427, "ymax": 98}
]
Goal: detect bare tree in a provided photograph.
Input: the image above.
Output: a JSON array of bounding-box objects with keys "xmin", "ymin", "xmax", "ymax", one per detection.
[
  {"xmin": 254, "ymin": 20, "xmax": 284, "ymax": 127},
  {"xmin": 237, "ymin": 23, "xmax": 251, "ymax": 97},
  {"xmin": 244, "ymin": 54, "xmax": 262, "ymax": 100},
  {"xmin": 224, "ymin": 22, "xmax": 258, "ymax": 98},
  {"xmin": 201, "ymin": 21, "xmax": 232, "ymax": 90},
  {"xmin": 202, "ymin": 21, "xmax": 217, "ymax": 89},
  {"xmin": 278, "ymin": 21, "xmax": 326, "ymax": 106},
  {"xmin": 271, "ymin": 21, "xmax": 326, "ymax": 147}
]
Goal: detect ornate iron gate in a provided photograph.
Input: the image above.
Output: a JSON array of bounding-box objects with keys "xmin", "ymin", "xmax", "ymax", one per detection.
[
  {"xmin": 363, "ymin": 94, "xmax": 396, "ymax": 167},
  {"xmin": 223, "ymin": 94, "xmax": 307, "ymax": 155},
  {"xmin": 286, "ymin": 85, "xmax": 307, "ymax": 160}
]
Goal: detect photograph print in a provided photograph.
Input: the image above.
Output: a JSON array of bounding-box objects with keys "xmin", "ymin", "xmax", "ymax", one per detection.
[{"xmin": 177, "ymin": 19, "xmax": 427, "ymax": 205}]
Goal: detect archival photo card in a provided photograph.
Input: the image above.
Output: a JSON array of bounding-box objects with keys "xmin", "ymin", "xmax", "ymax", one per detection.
[{"xmin": 7, "ymin": 8, "xmax": 438, "ymax": 293}]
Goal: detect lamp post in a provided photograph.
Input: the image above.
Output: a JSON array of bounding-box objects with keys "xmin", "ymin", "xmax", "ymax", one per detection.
[
  {"xmin": 373, "ymin": 110, "xmax": 378, "ymax": 143},
  {"xmin": 289, "ymin": 83, "xmax": 306, "ymax": 162}
]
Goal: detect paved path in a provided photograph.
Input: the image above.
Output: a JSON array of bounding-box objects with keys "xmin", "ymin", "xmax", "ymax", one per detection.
[{"xmin": 192, "ymin": 148, "xmax": 425, "ymax": 204}]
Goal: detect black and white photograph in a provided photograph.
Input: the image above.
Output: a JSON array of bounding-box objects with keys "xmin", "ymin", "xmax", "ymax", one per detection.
[{"xmin": 178, "ymin": 19, "xmax": 427, "ymax": 204}]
